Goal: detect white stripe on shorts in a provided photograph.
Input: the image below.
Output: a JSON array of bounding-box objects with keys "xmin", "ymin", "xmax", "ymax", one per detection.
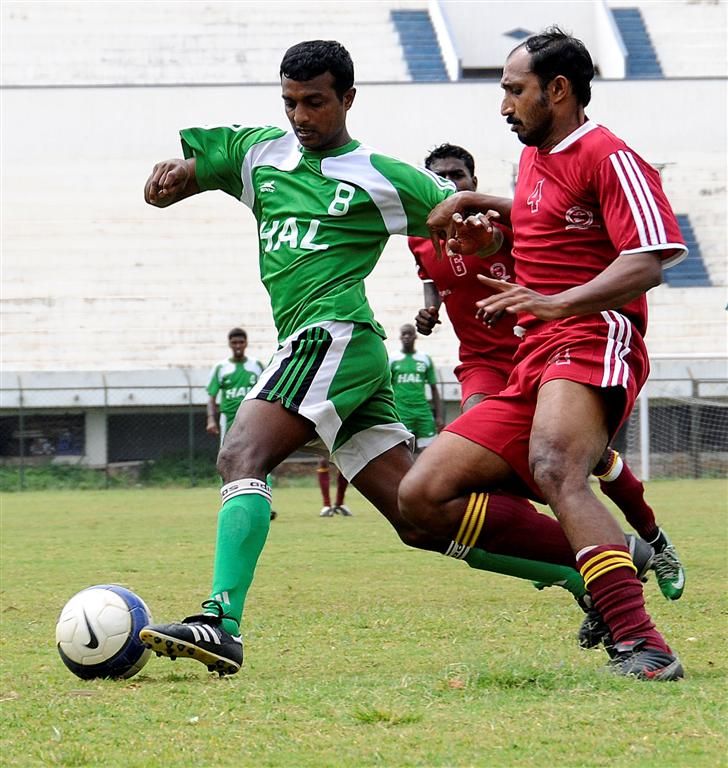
[{"xmin": 600, "ymin": 311, "xmax": 633, "ymax": 388}]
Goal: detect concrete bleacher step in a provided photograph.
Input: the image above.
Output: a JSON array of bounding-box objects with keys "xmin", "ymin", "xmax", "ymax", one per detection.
[
  {"xmin": 665, "ymin": 214, "xmax": 712, "ymax": 287},
  {"xmin": 390, "ymin": 9, "xmax": 449, "ymax": 82},
  {"xmin": 612, "ymin": 7, "xmax": 664, "ymax": 78}
]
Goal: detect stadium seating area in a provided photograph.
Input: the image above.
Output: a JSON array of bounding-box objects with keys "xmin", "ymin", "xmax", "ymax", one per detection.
[
  {"xmin": 608, "ymin": 0, "xmax": 728, "ymax": 77},
  {"xmin": 1, "ymin": 0, "xmax": 726, "ymax": 374}
]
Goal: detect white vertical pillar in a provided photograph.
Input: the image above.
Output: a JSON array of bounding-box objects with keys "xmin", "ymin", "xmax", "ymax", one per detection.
[{"xmin": 84, "ymin": 410, "xmax": 107, "ymax": 467}]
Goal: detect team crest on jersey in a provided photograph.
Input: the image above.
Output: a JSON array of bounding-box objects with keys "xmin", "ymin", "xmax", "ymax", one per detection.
[
  {"xmin": 489, "ymin": 262, "xmax": 511, "ymax": 281},
  {"xmin": 565, "ymin": 206, "xmax": 598, "ymax": 230},
  {"xmin": 259, "ymin": 181, "xmax": 276, "ymax": 193}
]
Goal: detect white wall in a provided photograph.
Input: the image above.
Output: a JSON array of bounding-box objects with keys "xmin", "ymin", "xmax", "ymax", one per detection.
[{"xmin": 2, "ymin": 78, "xmax": 726, "ymax": 372}]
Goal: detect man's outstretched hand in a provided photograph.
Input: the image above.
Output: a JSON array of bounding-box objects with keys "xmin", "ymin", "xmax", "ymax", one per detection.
[{"xmin": 475, "ymin": 275, "xmax": 566, "ymax": 324}]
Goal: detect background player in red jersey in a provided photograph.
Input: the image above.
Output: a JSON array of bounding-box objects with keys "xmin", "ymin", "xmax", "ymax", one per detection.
[
  {"xmin": 316, "ymin": 457, "xmax": 352, "ymax": 517},
  {"xmin": 411, "ymin": 143, "xmax": 686, "ymax": 621},
  {"xmin": 403, "ymin": 29, "xmax": 688, "ymax": 680}
]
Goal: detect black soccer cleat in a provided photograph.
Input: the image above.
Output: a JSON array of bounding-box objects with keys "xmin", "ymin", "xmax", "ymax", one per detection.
[
  {"xmin": 139, "ymin": 600, "xmax": 243, "ymax": 676},
  {"xmin": 608, "ymin": 637, "xmax": 684, "ymax": 681},
  {"xmin": 577, "ymin": 534, "xmax": 655, "ymax": 651}
]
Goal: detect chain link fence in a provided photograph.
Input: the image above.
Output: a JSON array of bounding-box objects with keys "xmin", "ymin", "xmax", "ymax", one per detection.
[{"xmin": 1, "ymin": 371, "xmax": 726, "ymax": 491}]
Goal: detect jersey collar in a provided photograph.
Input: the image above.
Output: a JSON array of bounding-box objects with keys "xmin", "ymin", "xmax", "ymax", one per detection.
[
  {"xmin": 549, "ymin": 119, "xmax": 598, "ymax": 154},
  {"xmin": 300, "ymin": 138, "xmax": 361, "ymax": 158}
]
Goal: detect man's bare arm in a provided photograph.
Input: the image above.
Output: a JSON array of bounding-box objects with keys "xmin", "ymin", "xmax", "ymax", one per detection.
[
  {"xmin": 144, "ymin": 158, "xmax": 201, "ymax": 208},
  {"xmin": 415, "ymin": 281, "xmax": 442, "ymax": 336},
  {"xmin": 475, "ymin": 251, "xmax": 663, "ymax": 323}
]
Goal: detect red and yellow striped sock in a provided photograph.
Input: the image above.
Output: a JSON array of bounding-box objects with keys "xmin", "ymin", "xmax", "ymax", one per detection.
[{"xmin": 578, "ymin": 544, "xmax": 668, "ymax": 652}]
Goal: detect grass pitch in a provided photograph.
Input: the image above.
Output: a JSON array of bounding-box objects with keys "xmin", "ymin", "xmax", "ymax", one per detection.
[{"xmin": 1, "ymin": 479, "xmax": 726, "ymax": 767}]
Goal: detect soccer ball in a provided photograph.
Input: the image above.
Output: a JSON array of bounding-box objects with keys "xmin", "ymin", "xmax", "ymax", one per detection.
[{"xmin": 55, "ymin": 585, "xmax": 153, "ymax": 680}]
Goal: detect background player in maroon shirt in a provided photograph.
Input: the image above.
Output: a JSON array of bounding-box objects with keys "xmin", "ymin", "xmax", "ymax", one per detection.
[
  {"xmin": 402, "ymin": 29, "xmax": 687, "ymax": 680},
  {"xmin": 411, "ymin": 144, "xmax": 686, "ymax": 628}
]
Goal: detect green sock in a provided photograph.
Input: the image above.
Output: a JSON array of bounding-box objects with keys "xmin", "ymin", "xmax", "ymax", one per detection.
[
  {"xmin": 209, "ymin": 479, "xmax": 272, "ymax": 635},
  {"xmin": 464, "ymin": 548, "xmax": 586, "ymax": 599}
]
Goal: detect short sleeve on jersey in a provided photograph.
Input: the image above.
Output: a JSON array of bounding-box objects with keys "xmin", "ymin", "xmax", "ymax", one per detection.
[
  {"xmin": 409, "ymin": 236, "xmax": 432, "ymax": 281},
  {"xmin": 206, "ymin": 364, "xmax": 221, "ymax": 397},
  {"xmin": 369, "ymin": 155, "xmax": 455, "ymax": 239},
  {"xmin": 180, "ymin": 125, "xmax": 287, "ymax": 199},
  {"xmin": 592, "ymin": 150, "xmax": 687, "ymax": 267}
]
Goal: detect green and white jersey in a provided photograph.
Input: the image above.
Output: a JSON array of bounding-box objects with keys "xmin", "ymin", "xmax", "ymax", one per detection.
[
  {"xmin": 181, "ymin": 126, "xmax": 454, "ymax": 342},
  {"xmin": 389, "ymin": 351, "xmax": 437, "ymax": 411},
  {"xmin": 207, "ymin": 357, "xmax": 264, "ymax": 420}
]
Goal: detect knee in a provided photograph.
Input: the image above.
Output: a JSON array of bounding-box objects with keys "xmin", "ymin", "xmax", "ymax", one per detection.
[
  {"xmin": 529, "ymin": 441, "xmax": 570, "ymax": 499},
  {"xmin": 530, "ymin": 440, "xmax": 589, "ymax": 501},
  {"xmin": 397, "ymin": 469, "xmax": 433, "ymax": 519},
  {"xmin": 217, "ymin": 440, "xmax": 261, "ymax": 482}
]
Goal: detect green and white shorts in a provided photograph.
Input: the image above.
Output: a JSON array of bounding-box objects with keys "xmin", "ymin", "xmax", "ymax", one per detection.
[
  {"xmin": 245, "ymin": 321, "xmax": 412, "ymax": 480},
  {"xmin": 397, "ymin": 404, "xmax": 437, "ymax": 449}
]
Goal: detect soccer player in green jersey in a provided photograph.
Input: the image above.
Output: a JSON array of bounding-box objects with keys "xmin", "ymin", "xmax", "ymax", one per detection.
[
  {"xmin": 139, "ymin": 40, "xmax": 648, "ymax": 676},
  {"xmin": 389, "ymin": 324, "xmax": 443, "ymax": 452},
  {"xmin": 207, "ymin": 327, "xmax": 278, "ymax": 521},
  {"xmin": 206, "ymin": 328, "xmax": 264, "ymax": 442}
]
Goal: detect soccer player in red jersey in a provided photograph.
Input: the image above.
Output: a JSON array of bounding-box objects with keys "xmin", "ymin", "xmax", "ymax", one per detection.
[
  {"xmin": 402, "ymin": 29, "xmax": 687, "ymax": 680},
  {"xmin": 411, "ymin": 143, "xmax": 685, "ymax": 614}
]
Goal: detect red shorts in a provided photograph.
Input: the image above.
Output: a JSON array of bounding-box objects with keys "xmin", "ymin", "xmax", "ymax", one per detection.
[
  {"xmin": 445, "ymin": 311, "xmax": 649, "ymax": 501},
  {"xmin": 454, "ymin": 361, "xmax": 510, "ymax": 406}
]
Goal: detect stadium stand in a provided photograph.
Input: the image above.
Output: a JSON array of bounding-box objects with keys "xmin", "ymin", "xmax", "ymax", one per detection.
[
  {"xmin": 611, "ymin": 7, "xmax": 664, "ymax": 77},
  {"xmin": 391, "ymin": 9, "xmax": 449, "ymax": 81},
  {"xmin": 1, "ymin": 0, "xmax": 414, "ymax": 85},
  {"xmin": 667, "ymin": 215, "xmax": 712, "ymax": 287},
  {"xmin": 1, "ymin": 0, "xmax": 725, "ymax": 375},
  {"xmin": 608, "ymin": 0, "xmax": 728, "ymax": 78}
]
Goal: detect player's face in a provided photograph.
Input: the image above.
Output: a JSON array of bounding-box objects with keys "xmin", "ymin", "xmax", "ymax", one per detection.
[
  {"xmin": 400, "ymin": 326, "xmax": 416, "ymax": 352},
  {"xmin": 428, "ymin": 157, "xmax": 477, "ymax": 192},
  {"xmin": 500, "ymin": 47, "xmax": 554, "ymax": 149},
  {"xmin": 281, "ymin": 72, "xmax": 355, "ymax": 151},
  {"xmin": 229, "ymin": 336, "xmax": 247, "ymax": 360}
]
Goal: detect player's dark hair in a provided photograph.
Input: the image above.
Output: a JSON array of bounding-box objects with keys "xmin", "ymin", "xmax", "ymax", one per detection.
[
  {"xmin": 280, "ymin": 40, "xmax": 355, "ymax": 100},
  {"xmin": 518, "ymin": 26, "xmax": 594, "ymax": 107},
  {"xmin": 228, "ymin": 327, "xmax": 247, "ymax": 340},
  {"xmin": 424, "ymin": 143, "xmax": 475, "ymax": 176}
]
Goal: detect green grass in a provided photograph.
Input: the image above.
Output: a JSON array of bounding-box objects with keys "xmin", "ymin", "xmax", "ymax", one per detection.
[{"xmin": 1, "ymin": 480, "xmax": 726, "ymax": 767}]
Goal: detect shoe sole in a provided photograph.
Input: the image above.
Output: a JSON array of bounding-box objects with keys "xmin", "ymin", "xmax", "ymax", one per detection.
[{"xmin": 139, "ymin": 628, "xmax": 241, "ymax": 676}]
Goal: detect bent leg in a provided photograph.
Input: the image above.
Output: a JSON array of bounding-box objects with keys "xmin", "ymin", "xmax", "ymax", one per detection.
[
  {"xmin": 211, "ymin": 399, "xmax": 317, "ymax": 632},
  {"xmin": 398, "ymin": 432, "xmax": 575, "ymax": 566},
  {"xmin": 530, "ymin": 380, "xmax": 669, "ymax": 652},
  {"xmin": 356, "ymin": 439, "xmax": 586, "ymax": 595}
]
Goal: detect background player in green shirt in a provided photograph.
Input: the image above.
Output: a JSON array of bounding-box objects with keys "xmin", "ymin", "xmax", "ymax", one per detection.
[
  {"xmin": 206, "ymin": 327, "xmax": 264, "ymax": 442},
  {"xmin": 389, "ymin": 323, "xmax": 443, "ymax": 452},
  {"xmin": 207, "ymin": 327, "xmax": 277, "ymax": 520},
  {"xmin": 139, "ymin": 40, "xmax": 647, "ymax": 677}
]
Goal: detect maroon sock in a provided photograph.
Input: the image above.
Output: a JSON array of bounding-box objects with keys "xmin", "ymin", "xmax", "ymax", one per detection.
[
  {"xmin": 472, "ymin": 493, "xmax": 576, "ymax": 567},
  {"xmin": 597, "ymin": 453, "xmax": 658, "ymax": 540},
  {"xmin": 335, "ymin": 473, "xmax": 349, "ymax": 507},
  {"xmin": 578, "ymin": 544, "xmax": 669, "ymax": 652},
  {"xmin": 317, "ymin": 467, "xmax": 331, "ymax": 507}
]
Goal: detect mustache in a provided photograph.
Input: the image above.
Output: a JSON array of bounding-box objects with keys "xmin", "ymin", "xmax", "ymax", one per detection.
[{"xmin": 506, "ymin": 116, "xmax": 521, "ymax": 125}]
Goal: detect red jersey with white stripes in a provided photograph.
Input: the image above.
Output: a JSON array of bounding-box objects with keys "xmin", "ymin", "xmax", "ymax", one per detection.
[
  {"xmin": 511, "ymin": 121, "xmax": 687, "ymax": 335},
  {"xmin": 409, "ymin": 228, "xmax": 519, "ymax": 371}
]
